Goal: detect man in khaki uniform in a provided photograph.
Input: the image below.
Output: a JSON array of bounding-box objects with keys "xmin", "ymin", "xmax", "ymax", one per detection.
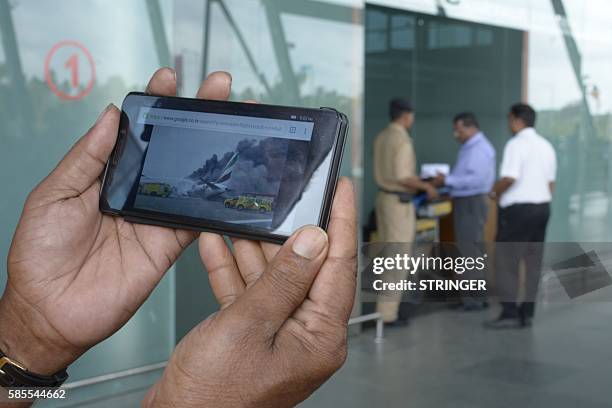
[{"xmin": 373, "ymin": 98, "xmax": 438, "ymax": 325}]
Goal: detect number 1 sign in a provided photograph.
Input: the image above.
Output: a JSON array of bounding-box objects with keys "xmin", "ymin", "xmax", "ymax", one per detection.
[{"xmin": 44, "ymin": 40, "xmax": 96, "ymax": 101}]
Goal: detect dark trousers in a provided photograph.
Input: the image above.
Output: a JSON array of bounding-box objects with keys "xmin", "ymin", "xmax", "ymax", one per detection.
[
  {"xmin": 453, "ymin": 194, "xmax": 488, "ymax": 303},
  {"xmin": 496, "ymin": 203, "xmax": 550, "ymax": 318},
  {"xmin": 453, "ymin": 194, "xmax": 488, "ymax": 242}
]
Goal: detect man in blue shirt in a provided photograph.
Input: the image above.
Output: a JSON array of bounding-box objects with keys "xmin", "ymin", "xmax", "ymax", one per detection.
[{"xmin": 434, "ymin": 112, "xmax": 495, "ymax": 309}]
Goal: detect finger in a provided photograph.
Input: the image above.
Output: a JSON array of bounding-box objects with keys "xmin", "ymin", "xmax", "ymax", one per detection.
[
  {"xmin": 326, "ymin": 178, "xmax": 357, "ymax": 260},
  {"xmin": 199, "ymin": 232, "xmax": 245, "ymax": 309},
  {"xmin": 34, "ymin": 105, "xmax": 120, "ymax": 203},
  {"xmin": 303, "ymin": 178, "xmax": 357, "ymax": 323},
  {"xmin": 196, "ymin": 71, "xmax": 232, "ymax": 100},
  {"xmin": 231, "ymin": 238, "xmax": 268, "ymax": 287},
  {"xmin": 261, "ymin": 242, "xmax": 281, "ymax": 262},
  {"xmin": 145, "ymin": 67, "xmax": 176, "ymax": 96},
  {"xmin": 231, "ymin": 226, "xmax": 329, "ymax": 334}
]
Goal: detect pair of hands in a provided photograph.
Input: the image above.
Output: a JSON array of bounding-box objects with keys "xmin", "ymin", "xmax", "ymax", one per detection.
[
  {"xmin": 431, "ymin": 173, "xmax": 445, "ymax": 189},
  {"xmin": 423, "ymin": 182, "xmax": 440, "ymax": 201},
  {"xmin": 0, "ymin": 68, "xmax": 357, "ymax": 407}
]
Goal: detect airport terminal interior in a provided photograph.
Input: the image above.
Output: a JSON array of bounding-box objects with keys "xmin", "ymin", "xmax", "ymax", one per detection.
[{"xmin": 1, "ymin": 0, "xmax": 612, "ymax": 406}]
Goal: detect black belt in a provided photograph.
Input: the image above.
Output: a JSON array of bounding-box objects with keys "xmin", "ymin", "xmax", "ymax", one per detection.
[{"xmin": 379, "ymin": 188, "xmax": 413, "ymax": 203}]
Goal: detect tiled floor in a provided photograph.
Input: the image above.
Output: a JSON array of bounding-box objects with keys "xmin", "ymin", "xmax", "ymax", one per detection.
[
  {"xmin": 302, "ymin": 298, "xmax": 612, "ymax": 407},
  {"xmin": 71, "ymin": 297, "xmax": 612, "ymax": 407}
]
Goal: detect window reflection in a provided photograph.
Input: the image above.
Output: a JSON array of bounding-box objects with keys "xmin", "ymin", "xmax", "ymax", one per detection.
[
  {"xmin": 476, "ymin": 27, "xmax": 494, "ymax": 45},
  {"xmin": 427, "ymin": 21, "xmax": 472, "ymax": 49},
  {"xmin": 366, "ymin": 9, "xmax": 387, "ymax": 53},
  {"xmin": 390, "ymin": 14, "xmax": 415, "ymax": 50}
]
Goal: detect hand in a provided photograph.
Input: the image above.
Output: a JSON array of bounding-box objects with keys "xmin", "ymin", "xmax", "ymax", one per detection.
[
  {"xmin": 425, "ymin": 183, "xmax": 439, "ymax": 201},
  {"xmin": 431, "ymin": 172, "xmax": 445, "ymax": 187},
  {"xmin": 144, "ymin": 179, "xmax": 357, "ymax": 408},
  {"xmin": 0, "ymin": 68, "xmax": 233, "ymax": 375}
]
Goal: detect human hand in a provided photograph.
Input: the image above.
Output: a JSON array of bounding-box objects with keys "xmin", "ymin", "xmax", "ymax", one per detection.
[
  {"xmin": 425, "ymin": 183, "xmax": 439, "ymax": 200},
  {"xmin": 431, "ymin": 172, "xmax": 445, "ymax": 187},
  {"xmin": 144, "ymin": 178, "xmax": 357, "ymax": 408},
  {"xmin": 0, "ymin": 68, "xmax": 233, "ymax": 375}
]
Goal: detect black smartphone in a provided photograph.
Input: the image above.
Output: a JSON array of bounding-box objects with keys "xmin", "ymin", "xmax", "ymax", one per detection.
[{"xmin": 99, "ymin": 93, "xmax": 348, "ymax": 244}]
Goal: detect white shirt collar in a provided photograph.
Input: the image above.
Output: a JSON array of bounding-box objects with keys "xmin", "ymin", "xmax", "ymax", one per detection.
[{"xmin": 515, "ymin": 127, "xmax": 537, "ymax": 138}]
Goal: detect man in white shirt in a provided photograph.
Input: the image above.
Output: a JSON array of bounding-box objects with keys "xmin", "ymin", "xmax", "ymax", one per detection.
[{"xmin": 486, "ymin": 103, "xmax": 557, "ymax": 329}]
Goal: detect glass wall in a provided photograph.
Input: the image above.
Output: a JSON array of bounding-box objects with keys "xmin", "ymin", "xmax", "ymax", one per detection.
[
  {"xmin": 174, "ymin": 0, "xmax": 363, "ymax": 176},
  {"xmin": 0, "ymin": 0, "xmax": 175, "ymax": 405},
  {"xmin": 1, "ymin": 0, "xmax": 363, "ymax": 405}
]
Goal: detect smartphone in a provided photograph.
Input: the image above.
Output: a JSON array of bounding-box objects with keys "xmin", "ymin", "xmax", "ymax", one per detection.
[{"xmin": 99, "ymin": 93, "xmax": 348, "ymax": 244}]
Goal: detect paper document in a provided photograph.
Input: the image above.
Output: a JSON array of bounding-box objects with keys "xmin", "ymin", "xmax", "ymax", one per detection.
[{"xmin": 421, "ymin": 163, "xmax": 450, "ymax": 179}]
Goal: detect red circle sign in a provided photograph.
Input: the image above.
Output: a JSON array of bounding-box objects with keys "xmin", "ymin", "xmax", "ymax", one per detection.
[{"xmin": 44, "ymin": 40, "xmax": 96, "ymax": 100}]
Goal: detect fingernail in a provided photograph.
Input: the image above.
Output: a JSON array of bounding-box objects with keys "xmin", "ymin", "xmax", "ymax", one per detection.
[
  {"xmin": 96, "ymin": 103, "xmax": 114, "ymax": 124},
  {"xmin": 292, "ymin": 226, "xmax": 328, "ymax": 259}
]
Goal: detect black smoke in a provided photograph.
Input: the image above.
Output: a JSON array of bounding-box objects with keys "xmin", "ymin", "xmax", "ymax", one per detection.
[
  {"xmin": 185, "ymin": 132, "xmax": 336, "ymax": 229},
  {"xmin": 186, "ymin": 137, "xmax": 291, "ymax": 197}
]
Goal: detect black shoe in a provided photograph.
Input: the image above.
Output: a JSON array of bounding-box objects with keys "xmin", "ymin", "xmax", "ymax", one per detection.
[
  {"xmin": 520, "ymin": 315, "xmax": 533, "ymax": 327},
  {"xmin": 384, "ymin": 318, "xmax": 409, "ymax": 328},
  {"xmin": 518, "ymin": 304, "xmax": 534, "ymax": 327},
  {"xmin": 483, "ymin": 316, "xmax": 522, "ymax": 329}
]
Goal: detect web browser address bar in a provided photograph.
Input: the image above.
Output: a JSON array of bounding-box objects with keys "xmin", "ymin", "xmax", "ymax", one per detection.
[{"xmin": 136, "ymin": 107, "xmax": 313, "ymax": 141}]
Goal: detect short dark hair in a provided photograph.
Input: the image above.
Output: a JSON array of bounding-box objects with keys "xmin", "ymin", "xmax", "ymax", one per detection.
[
  {"xmin": 510, "ymin": 103, "xmax": 536, "ymax": 127},
  {"xmin": 453, "ymin": 112, "xmax": 480, "ymax": 129},
  {"xmin": 389, "ymin": 98, "xmax": 413, "ymax": 121}
]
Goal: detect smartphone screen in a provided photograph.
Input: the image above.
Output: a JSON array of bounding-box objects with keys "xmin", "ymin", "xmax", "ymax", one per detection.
[{"xmin": 100, "ymin": 93, "xmax": 347, "ymax": 242}]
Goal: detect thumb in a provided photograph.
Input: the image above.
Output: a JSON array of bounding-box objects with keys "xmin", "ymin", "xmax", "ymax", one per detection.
[
  {"xmin": 231, "ymin": 226, "xmax": 329, "ymax": 334},
  {"xmin": 36, "ymin": 104, "xmax": 120, "ymax": 202}
]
